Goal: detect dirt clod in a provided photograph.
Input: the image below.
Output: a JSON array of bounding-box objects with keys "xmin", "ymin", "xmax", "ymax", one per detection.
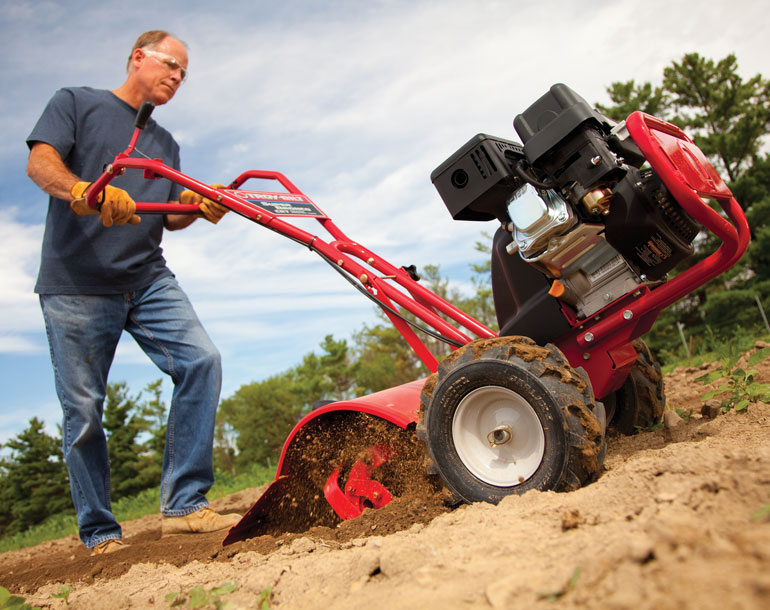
[{"xmin": 701, "ymin": 401, "xmax": 722, "ymax": 419}]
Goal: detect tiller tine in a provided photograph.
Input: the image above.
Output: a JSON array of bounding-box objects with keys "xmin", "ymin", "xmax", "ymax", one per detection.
[
  {"xmin": 323, "ymin": 443, "xmax": 395, "ymax": 520},
  {"xmin": 222, "ymin": 442, "xmax": 398, "ymax": 546}
]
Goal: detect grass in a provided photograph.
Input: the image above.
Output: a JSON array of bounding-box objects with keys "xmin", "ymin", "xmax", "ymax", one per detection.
[
  {"xmin": 0, "ymin": 463, "xmax": 274, "ymax": 554},
  {"xmin": 660, "ymin": 329, "xmax": 770, "ymax": 375}
]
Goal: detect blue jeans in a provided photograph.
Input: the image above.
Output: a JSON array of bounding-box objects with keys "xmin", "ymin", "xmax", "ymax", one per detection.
[{"xmin": 40, "ymin": 275, "xmax": 222, "ymax": 548}]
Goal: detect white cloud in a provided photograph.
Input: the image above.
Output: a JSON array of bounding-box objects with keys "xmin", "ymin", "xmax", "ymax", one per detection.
[
  {"xmin": 0, "ymin": 208, "xmax": 45, "ymax": 349},
  {"xmin": 0, "ymin": 334, "xmax": 42, "ymax": 354}
]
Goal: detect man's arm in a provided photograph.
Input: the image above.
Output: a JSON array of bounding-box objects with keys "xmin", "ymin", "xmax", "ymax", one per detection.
[
  {"xmin": 27, "ymin": 144, "xmax": 220, "ymax": 231},
  {"xmin": 28, "ymin": 141, "xmax": 140, "ymax": 227},
  {"xmin": 164, "ymin": 212, "xmax": 199, "ymax": 231},
  {"xmin": 26, "ymin": 142, "xmax": 78, "ymax": 200}
]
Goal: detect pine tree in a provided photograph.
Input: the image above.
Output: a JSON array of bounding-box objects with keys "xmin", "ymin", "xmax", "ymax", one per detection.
[
  {"xmin": 596, "ymin": 80, "xmax": 669, "ymax": 122},
  {"xmin": 597, "ymin": 54, "xmax": 770, "ymax": 181},
  {"xmin": 662, "ymin": 53, "xmax": 770, "ymax": 182},
  {"xmin": 0, "ymin": 418, "xmax": 71, "ymax": 536}
]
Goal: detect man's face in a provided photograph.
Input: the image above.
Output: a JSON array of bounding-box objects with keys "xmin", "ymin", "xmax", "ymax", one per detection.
[{"xmin": 133, "ymin": 37, "xmax": 189, "ymax": 105}]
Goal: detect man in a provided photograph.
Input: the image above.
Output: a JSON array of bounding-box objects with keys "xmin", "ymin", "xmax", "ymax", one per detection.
[{"xmin": 26, "ymin": 30, "xmax": 240, "ymax": 555}]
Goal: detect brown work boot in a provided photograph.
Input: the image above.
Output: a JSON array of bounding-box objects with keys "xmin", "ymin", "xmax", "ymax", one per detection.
[
  {"xmin": 90, "ymin": 539, "xmax": 124, "ymax": 556},
  {"xmin": 161, "ymin": 506, "xmax": 241, "ymax": 537}
]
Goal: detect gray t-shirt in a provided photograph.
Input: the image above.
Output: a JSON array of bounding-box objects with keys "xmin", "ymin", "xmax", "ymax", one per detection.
[{"xmin": 27, "ymin": 87, "xmax": 184, "ymax": 294}]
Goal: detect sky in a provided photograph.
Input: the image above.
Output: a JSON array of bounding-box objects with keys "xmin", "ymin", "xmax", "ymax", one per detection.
[{"xmin": 1, "ymin": 0, "xmax": 768, "ymax": 446}]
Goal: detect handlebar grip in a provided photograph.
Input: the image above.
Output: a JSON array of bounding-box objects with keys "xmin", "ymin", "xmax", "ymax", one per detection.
[{"xmin": 135, "ymin": 102, "xmax": 155, "ymax": 129}]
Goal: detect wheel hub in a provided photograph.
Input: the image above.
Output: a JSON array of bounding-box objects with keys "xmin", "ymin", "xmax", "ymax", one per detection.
[
  {"xmin": 487, "ymin": 424, "xmax": 513, "ymax": 447},
  {"xmin": 452, "ymin": 386, "xmax": 545, "ymax": 487}
]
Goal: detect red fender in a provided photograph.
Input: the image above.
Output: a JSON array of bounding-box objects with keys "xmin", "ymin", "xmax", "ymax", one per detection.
[{"xmin": 275, "ymin": 378, "xmax": 424, "ymax": 477}]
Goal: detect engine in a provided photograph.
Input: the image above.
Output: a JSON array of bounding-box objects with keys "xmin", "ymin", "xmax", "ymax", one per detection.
[{"xmin": 431, "ymin": 84, "xmax": 700, "ymax": 328}]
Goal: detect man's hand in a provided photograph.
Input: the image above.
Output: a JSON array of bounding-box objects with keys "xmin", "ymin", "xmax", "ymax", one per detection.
[
  {"xmin": 178, "ymin": 185, "xmax": 229, "ymax": 224},
  {"xmin": 70, "ymin": 181, "xmax": 141, "ymax": 227}
]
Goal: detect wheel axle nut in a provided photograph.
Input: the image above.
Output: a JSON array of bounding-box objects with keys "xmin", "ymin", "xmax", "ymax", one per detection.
[{"xmin": 487, "ymin": 424, "xmax": 513, "ymax": 448}]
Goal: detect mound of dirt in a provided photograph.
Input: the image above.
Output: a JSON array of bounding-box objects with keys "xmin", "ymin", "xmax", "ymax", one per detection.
[{"xmin": 2, "ymin": 348, "xmax": 770, "ymax": 609}]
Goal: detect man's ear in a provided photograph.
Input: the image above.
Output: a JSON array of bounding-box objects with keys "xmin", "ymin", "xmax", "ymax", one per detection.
[{"xmin": 129, "ymin": 48, "xmax": 145, "ymax": 73}]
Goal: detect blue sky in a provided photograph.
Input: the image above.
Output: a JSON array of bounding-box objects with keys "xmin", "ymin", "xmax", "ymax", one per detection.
[{"xmin": 1, "ymin": 0, "xmax": 767, "ymax": 445}]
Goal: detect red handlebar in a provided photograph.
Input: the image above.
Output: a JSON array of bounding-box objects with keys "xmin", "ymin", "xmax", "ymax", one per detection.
[
  {"xmin": 135, "ymin": 203, "xmax": 201, "ymax": 213},
  {"xmin": 83, "ymin": 112, "xmax": 750, "ymax": 378}
]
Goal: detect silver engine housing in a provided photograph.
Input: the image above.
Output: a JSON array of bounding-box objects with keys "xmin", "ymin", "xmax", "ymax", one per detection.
[{"xmin": 506, "ymin": 185, "xmax": 642, "ymax": 319}]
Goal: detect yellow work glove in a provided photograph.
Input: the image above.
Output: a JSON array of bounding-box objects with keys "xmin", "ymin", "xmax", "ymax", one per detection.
[
  {"xmin": 178, "ymin": 184, "xmax": 229, "ymax": 224},
  {"xmin": 70, "ymin": 181, "xmax": 141, "ymax": 227}
]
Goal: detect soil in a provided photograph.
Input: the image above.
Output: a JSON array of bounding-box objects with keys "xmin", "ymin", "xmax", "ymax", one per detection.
[{"xmin": 2, "ymin": 345, "xmax": 770, "ymax": 609}]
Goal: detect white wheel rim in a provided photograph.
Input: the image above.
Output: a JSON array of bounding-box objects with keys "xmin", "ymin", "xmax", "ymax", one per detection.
[{"xmin": 452, "ymin": 385, "xmax": 545, "ymax": 486}]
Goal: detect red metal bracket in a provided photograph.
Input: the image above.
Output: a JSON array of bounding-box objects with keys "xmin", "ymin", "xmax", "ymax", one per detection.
[{"xmin": 323, "ymin": 444, "xmax": 395, "ymax": 519}]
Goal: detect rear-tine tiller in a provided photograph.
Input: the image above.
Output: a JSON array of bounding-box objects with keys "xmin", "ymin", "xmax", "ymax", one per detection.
[{"xmin": 82, "ymin": 84, "xmax": 749, "ymax": 545}]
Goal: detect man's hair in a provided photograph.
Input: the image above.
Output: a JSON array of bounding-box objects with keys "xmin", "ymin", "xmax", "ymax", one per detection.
[{"xmin": 126, "ymin": 30, "xmax": 188, "ymax": 72}]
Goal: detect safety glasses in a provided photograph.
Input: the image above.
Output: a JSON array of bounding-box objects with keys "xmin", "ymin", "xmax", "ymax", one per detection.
[{"xmin": 142, "ymin": 49, "xmax": 187, "ymax": 83}]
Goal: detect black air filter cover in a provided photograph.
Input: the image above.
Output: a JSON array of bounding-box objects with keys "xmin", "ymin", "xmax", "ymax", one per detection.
[{"xmin": 431, "ymin": 134, "xmax": 525, "ymax": 222}]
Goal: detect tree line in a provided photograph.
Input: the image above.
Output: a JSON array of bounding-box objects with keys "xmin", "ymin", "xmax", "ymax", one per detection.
[
  {"xmin": 2, "ymin": 52, "xmax": 768, "ymax": 538},
  {"xmin": 0, "ymin": 380, "xmax": 167, "ymax": 536}
]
